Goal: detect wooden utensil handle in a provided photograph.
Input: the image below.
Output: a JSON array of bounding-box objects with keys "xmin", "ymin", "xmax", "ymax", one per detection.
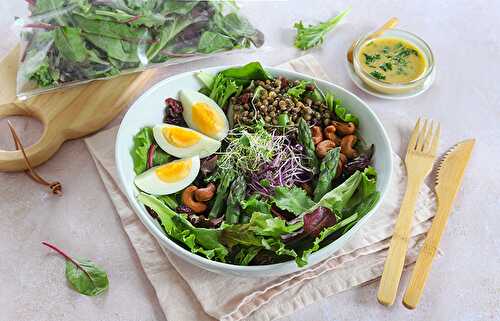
[
  {"xmin": 377, "ymin": 177, "xmax": 423, "ymax": 306},
  {"xmin": 403, "ymin": 204, "xmax": 451, "ymax": 309}
]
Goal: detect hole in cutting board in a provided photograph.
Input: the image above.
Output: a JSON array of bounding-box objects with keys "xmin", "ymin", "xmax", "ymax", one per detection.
[{"xmin": 0, "ymin": 116, "xmax": 43, "ymax": 151}]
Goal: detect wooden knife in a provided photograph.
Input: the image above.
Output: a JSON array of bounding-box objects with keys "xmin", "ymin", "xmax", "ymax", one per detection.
[{"xmin": 403, "ymin": 139, "xmax": 475, "ymax": 309}]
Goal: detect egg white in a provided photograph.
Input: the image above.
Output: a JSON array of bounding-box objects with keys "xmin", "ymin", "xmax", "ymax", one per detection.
[
  {"xmin": 179, "ymin": 89, "xmax": 229, "ymax": 141},
  {"xmin": 134, "ymin": 156, "xmax": 200, "ymax": 195},
  {"xmin": 153, "ymin": 124, "xmax": 221, "ymax": 158}
]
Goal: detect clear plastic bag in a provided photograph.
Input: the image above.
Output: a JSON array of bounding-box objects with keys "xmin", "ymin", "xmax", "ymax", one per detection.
[{"xmin": 16, "ymin": 0, "xmax": 264, "ymax": 99}]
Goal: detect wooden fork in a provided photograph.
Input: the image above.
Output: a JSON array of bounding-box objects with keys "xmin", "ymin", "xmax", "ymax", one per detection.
[{"xmin": 377, "ymin": 118, "xmax": 440, "ymax": 306}]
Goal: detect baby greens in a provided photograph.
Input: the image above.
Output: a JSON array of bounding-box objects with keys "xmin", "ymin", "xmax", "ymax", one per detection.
[
  {"xmin": 132, "ymin": 62, "xmax": 380, "ymax": 267},
  {"xmin": 293, "ymin": 8, "xmax": 350, "ymax": 50},
  {"xmin": 42, "ymin": 241, "xmax": 109, "ymax": 296},
  {"xmin": 19, "ymin": 0, "xmax": 264, "ymax": 96},
  {"xmin": 131, "ymin": 127, "xmax": 170, "ymax": 175}
]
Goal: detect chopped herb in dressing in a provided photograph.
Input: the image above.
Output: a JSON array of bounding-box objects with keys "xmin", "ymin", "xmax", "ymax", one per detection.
[
  {"xmin": 358, "ymin": 37, "xmax": 427, "ymax": 83},
  {"xmin": 370, "ymin": 71, "xmax": 386, "ymax": 80}
]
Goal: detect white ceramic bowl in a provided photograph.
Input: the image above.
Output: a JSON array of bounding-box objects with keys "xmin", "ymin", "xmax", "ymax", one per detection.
[{"xmin": 116, "ymin": 66, "xmax": 393, "ymax": 277}]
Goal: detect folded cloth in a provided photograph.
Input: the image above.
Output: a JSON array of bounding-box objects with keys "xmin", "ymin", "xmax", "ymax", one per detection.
[{"xmin": 84, "ymin": 55, "xmax": 437, "ymax": 321}]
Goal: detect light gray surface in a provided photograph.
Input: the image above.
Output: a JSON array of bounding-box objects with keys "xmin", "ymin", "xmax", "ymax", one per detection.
[{"xmin": 1, "ymin": 1, "xmax": 499, "ymax": 321}]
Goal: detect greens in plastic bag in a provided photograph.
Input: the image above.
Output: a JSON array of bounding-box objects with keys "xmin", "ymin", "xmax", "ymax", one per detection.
[{"xmin": 17, "ymin": 0, "xmax": 264, "ymax": 98}]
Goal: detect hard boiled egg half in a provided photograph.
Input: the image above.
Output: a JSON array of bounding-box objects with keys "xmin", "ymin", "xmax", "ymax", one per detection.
[
  {"xmin": 134, "ymin": 156, "xmax": 200, "ymax": 195},
  {"xmin": 153, "ymin": 124, "xmax": 221, "ymax": 158},
  {"xmin": 180, "ymin": 90, "xmax": 229, "ymax": 140}
]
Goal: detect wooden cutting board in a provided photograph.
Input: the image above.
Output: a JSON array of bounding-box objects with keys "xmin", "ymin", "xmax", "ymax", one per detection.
[{"xmin": 0, "ymin": 45, "xmax": 156, "ymax": 172}]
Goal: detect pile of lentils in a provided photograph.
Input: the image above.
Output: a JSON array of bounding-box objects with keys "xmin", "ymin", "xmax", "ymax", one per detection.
[{"xmin": 231, "ymin": 77, "xmax": 338, "ymax": 127}]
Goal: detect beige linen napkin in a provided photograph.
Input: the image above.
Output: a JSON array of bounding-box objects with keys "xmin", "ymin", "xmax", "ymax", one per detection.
[{"xmin": 84, "ymin": 55, "xmax": 437, "ymax": 321}]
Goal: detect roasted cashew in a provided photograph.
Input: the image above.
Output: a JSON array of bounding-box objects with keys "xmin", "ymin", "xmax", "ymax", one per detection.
[
  {"xmin": 323, "ymin": 125, "xmax": 342, "ymax": 145},
  {"xmin": 336, "ymin": 153, "xmax": 347, "ymax": 178},
  {"xmin": 311, "ymin": 126, "xmax": 323, "ymax": 145},
  {"xmin": 332, "ymin": 121, "xmax": 356, "ymax": 136},
  {"xmin": 182, "ymin": 186, "xmax": 207, "ymax": 213},
  {"xmin": 194, "ymin": 183, "xmax": 216, "ymax": 202},
  {"xmin": 316, "ymin": 140, "xmax": 336, "ymax": 159},
  {"xmin": 340, "ymin": 135, "xmax": 358, "ymax": 159}
]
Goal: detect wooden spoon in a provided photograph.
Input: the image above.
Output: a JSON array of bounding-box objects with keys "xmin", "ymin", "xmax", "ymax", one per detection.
[{"xmin": 347, "ymin": 17, "xmax": 399, "ymax": 64}]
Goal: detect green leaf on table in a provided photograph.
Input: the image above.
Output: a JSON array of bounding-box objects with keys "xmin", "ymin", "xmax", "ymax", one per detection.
[
  {"xmin": 65, "ymin": 258, "xmax": 109, "ymax": 296},
  {"xmin": 272, "ymin": 186, "xmax": 315, "ymax": 216},
  {"xmin": 42, "ymin": 242, "xmax": 109, "ymax": 297},
  {"xmin": 293, "ymin": 8, "xmax": 350, "ymax": 50}
]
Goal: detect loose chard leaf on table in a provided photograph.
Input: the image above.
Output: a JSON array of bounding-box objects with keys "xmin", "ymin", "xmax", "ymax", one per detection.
[{"xmin": 42, "ymin": 242, "xmax": 109, "ymax": 296}]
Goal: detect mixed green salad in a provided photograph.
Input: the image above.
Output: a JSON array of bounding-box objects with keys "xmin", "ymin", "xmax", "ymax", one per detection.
[
  {"xmin": 18, "ymin": 0, "xmax": 263, "ymax": 96},
  {"xmin": 131, "ymin": 62, "xmax": 379, "ymax": 267}
]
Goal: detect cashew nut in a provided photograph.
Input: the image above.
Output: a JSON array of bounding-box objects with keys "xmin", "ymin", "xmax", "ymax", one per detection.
[
  {"xmin": 336, "ymin": 153, "xmax": 347, "ymax": 178},
  {"xmin": 316, "ymin": 140, "xmax": 336, "ymax": 159},
  {"xmin": 340, "ymin": 135, "xmax": 358, "ymax": 159},
  {"xmin": 182, "ymin": 186, "xmax": 207, "ymax": 214},
  {"xmin": 332, "ymin": 121, "xmax": 356, "ymax": 136},
  {"xmin": 311, "ymin": 126, "xmax": 323, "ymax": 145},
  {"xmin": 323, "ymin": 125, "xmax": 342, "ymax": 145},
  {"xmin": 194, "ymin": 183, "xmax": 216, "ymax": 202}
]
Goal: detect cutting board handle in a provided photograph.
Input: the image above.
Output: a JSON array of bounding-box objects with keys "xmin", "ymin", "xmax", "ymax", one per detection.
[{"xmin": 0, "ymin": 102, "xmax": 65, "ymax": 171}]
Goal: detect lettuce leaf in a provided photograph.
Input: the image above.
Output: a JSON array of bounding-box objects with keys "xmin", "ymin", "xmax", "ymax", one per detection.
[
  {"xmin": 316, "ymin": 170, "xmax": 362, "ymax": 214},
  {"xmin": 131, "ymin": 127, "xmax": 170, "ymax": 175},
  {"xmin": 241, "ymin": 194, "xmax": 271, "ymax": 216},
  {"xmin": 221, "ymin": 212, "xmax": 301, "ymax": 262},
  {"xmin": 138, "ymin": 193, "xmax": 229, "ymax": 261},
  {"xmin": 233, "ymin": 246, "xmax": 261, "ymax": 266},
  {"xmin": 345, "ymin": 167, "xmax": 377, "ymax": 213},
  {"xmin": 324, "ymin": 90, "xmax": 359, "ymax": 126},
  {"xmin": 249, "ymin": 212, "xmax": 302, "ymax": 238},
  {"xmin": 273, "ymin": 186, "xmax": 315, "ymax": 215}
]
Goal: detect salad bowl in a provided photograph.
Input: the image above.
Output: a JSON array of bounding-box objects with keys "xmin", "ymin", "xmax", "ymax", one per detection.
[{"xmin": 116, "ymin": 65, "xmax": 393, "ymax": 277}]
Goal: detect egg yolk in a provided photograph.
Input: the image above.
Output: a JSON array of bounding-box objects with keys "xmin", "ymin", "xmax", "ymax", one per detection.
[
  {"xmin": 192, "ymin": 102, "xmax": 222, "ymax": 136},
  {"xmin": 155, "ymin": 159, "xmax": 192, "ymax": 183},
  {"xmin": 163, "ymin": 127, "xmax": 201, "ymax": 147}
]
